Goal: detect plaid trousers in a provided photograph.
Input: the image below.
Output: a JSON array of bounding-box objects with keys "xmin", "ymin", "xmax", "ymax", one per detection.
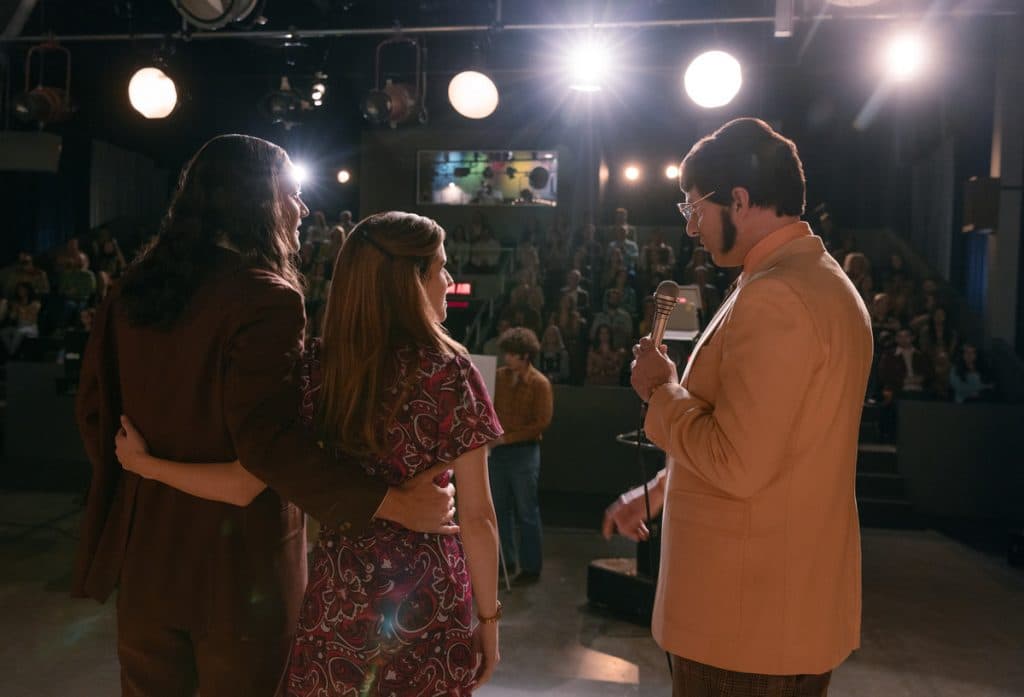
[{"xmin": 671, "ymin": 655, "xmax": 832, "ymax": 697}]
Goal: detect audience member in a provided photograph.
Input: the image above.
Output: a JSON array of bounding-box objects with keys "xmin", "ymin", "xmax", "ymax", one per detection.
[
  {"xmin": 515, "ymin": 224, "xmax": 541, "ymax": 279},
  {"xmin": 869, "ymin": 292, "xmax": 902, "ymax": 336},
  {"xmin": 917, "ymin": 306, "xmax": 958, "ymax": 359},
  {"xmin": 3, "ymin": 252, "xmax": 51, "ymax": 299},
  {"xmin": 640, "ymin": 228, "xmax": 676, "ymax": 293},
  {"xmin": 842, "ymin": 252, "xmax": 873, "ymax": 305},
  {"xmin": 1, "ymin": 282, "xmax": 41, "ymax": 358},
  {"xmin": 572, "ymin": 222, "xmax": 604, "ymax": 286},
  {"xmin": 56, "ymin": 254, "xmax": 97, "ymax": 329},
  {"xmin": 949, "ymin": 342, "xmax": 995, "ymax": 403},
  {"xmin": 538, "ymin": 325, "xmax": 571, "ymax": 384},
  {"xmin": 55, "ymin": 238, "xmax": 90, "ymax": 274},
  {"xmin": 585, "ymin": 323, "xmax": 626, "ymax": 387},
  {"xmin": 445, "ymin": 224, "xmax": 471, "ymax": 275},
  {"xmin": 556, "ymin": 294, "xmax": 587, "ymax": 385},
  {"xmin": 607, "ymin": 208, "xmax": 640, "ymax": 273},
  {"xmin": 469, "ymin": 223, "xmax": 502, "ymax": 272},
  {"xmin": 560, "ymin": 268, "xmax": 591, "ymax": 318},
  {"xmin": 590, "ymin": 287, "xmax": 633, "ymax": 350},
  {"xmin": 509, "ymin": 269, "xmax": 544, "ymax": 316},
  {"xmin": 879, "ymin": 328, "xmax": 934, "ymax": 402}
]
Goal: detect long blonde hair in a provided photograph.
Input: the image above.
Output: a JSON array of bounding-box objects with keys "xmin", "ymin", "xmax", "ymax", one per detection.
[{"xmin": 316, "ymin": 211, "xmax": 464, "ymax": 456}]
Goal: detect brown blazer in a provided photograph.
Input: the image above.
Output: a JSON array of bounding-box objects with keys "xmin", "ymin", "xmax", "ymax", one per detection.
[
  {"xmin": 644, "ymin": 228, "xmax": 873, "ymax": 675},
  {"xmin": 72, "ymin": 248, "xmax": 386, "ymax": 634}
]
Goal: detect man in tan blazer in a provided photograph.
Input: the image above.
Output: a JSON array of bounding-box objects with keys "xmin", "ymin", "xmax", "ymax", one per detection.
[{"xmin": 603, "ymin": 118, "xmax": 872, "ymax": 696}]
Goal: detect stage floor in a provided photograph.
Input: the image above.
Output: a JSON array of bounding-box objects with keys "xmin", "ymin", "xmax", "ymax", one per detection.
[{"xmin": 1, "ymin": 491, "xmax": 1022, "ymax": 696}]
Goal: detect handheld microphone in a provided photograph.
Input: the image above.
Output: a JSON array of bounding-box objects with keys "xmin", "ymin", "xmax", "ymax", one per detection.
[{"xmin": 649, "ymin": 280, "xmax": 680, "ymax": 348}]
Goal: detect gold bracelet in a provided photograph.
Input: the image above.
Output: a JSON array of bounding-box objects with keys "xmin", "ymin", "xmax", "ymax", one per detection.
[{"xmin": 477, "ymin": 600, "xmax": 502, "ymax": 624}]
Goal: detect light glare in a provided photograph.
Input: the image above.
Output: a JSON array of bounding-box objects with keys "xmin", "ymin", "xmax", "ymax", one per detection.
[
  {"xmin": 292, "ymin": 163, "xmax": 309, "ymax": 185},
  {"xmin": 448, "ymin": 71, "xmax": 499, "ymax": 119},
  {"xmin": 885, "ymin": 33, "xmax": 928, "ymax": 82},
  {"xmin": 568, "ymin": 41, "xmax": 610, "ymax": 92},
  {"xmin": 624, "ymin": 165, "xmax": 640, "ymax": 181},
  {"xmin": 684, "ymin": 51, "xmax": 742, "ymax": 108},
  {"xmin": 665, "ymin": 165, "xmax": 680, "ymax": 179},
  {"xmin": 336, "ymin": 169, "xmax": 351, "ymax": 184},
  {"xmin": 128, "ymin": 67, "xmax": 178, "ymax": 119}
]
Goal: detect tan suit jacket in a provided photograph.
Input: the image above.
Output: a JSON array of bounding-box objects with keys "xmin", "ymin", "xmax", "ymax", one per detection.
[{"xmin": 644, "ymin": 227, "xmax": 872, "ymax": 675}]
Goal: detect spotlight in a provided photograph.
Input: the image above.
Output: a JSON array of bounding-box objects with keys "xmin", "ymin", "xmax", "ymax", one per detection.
[
  {"xmin": 362, "ymin": 37, "xmax": 426, "ymax": 128},
  {"xmin": 684, "ymin": 50, "xmax": 742, "ymax": 108},
  {"xmin": 292, "ymin": 163, "xmax": 309, "ymax": 185},
  {"xmin": 311, "ymin": 83, "xmax": 326, "ymax": 101},
  {"xmin": 624, "ymin": 165, "xmax": 640, "ymax": 182},
  {"xmin": 259, "ymin": 76, "xmax": 309, "ymax": 129},
  {"xmin": 665, "ymin": 165, "xmax": 680, "ymax": 179},
  {"xmin": 336, "ymin": 169, "xmax": 351, "ymax": 184},
  {"xmin": 13, "ymin": 41, "xmax": 75, "ymax": 125},
  {"xmin": 170, "ymin": 0, "xmax": 263, "ymax": 31},
  {"xmin": 448, "ymin": 70, "xmax": 499, "ymax": 119},
  {"xmin": 884, "ymin": 32, "xmax": 929, "ymax": 82},
  {"xmin": 129, "ymin": 67, "xmax": 178, "ymax": 119},
  {"xmin": 567, "ymin": 39, "xmax": 610, "ymax": 92}
]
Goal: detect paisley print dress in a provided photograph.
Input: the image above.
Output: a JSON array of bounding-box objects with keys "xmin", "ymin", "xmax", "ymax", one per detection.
[{"xmin": 281, "ymin": 341, "xmax": 503, "ymax": 697}]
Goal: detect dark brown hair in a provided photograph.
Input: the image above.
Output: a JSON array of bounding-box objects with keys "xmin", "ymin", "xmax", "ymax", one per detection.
[
  {"xmin": 119, "ymin": 134, "xmax": 302, "ymax": 327},
  {"xmin": 680, "ymin": 117, "xmax": 806, "ymax": 217},
  {"xmin": 498, "ymin": 326, "xmax": 541, "ymax": 363}
]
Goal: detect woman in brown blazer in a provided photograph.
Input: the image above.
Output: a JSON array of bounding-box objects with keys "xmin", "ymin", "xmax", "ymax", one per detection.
[{"xmin": 74, "ymin": 135, "xmax": 455, "ymax": 697}]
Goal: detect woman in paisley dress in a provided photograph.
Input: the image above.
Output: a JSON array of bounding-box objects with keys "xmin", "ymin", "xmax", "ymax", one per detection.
[{"xmin": 116, "ymin": 212, "xmax": 503, "ymax": 695}]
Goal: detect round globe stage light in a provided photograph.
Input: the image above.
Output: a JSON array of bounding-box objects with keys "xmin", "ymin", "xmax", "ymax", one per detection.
[
  {"xmin": 624, "ymin": 165, "xmax": 641, "ymax": 181},
  {"xmin": 684, "ymin": 51, "xmax": 742, "ymax": 109},
  {"xmin": 665, "ymin": 165, "xmax": 680, "ymax": 179},
  {"xmin": 448, "ymin": 71, "xmax": 499, "ymax": 119},
  {"xmin": 128, "ymin": 67, "xmax": 178, "ymax": 119},
  {"xmin": 337, "ymin": 169, "xmax": 351, "ymax": 184}
]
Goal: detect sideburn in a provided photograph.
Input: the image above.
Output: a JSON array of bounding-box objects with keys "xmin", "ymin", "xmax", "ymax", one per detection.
[{"xmin": 720, "ymin": 208, "xmax": 737, "ymax": 254}]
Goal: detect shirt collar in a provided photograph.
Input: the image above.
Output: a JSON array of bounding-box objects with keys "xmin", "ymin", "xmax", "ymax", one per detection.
[{"xmin": 739, "ymin": 220, "xmax": 812, "ymax": 284}]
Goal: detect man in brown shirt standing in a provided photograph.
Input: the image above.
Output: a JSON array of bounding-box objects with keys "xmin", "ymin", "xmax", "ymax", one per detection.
[
  {"xmin": 489, "ymin": 327, "xmax": 553, "ymax": 584},
  {"xmin": 74, "ymin": 135, "xmax": 454, "ymax": 697}
]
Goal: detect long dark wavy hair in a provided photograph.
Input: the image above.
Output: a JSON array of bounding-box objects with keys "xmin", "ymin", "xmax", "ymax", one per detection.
[{"xmin": 119, "ymin": 134, "xmax": 303, "ymax": 328}]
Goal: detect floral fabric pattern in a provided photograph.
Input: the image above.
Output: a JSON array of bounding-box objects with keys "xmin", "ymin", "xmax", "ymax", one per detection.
[{"xmin": 283, "ymin": 341, "xmax": 502, "ymax": 696}]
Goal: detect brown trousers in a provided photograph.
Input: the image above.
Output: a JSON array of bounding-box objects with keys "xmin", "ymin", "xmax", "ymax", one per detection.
[
  {"xmin": 117, "ymin": 608, "xmax": 290, "ymax": 697},
  {"xmin": 671, "ymin": 655, "xmax": 832, "ymax": 697}
]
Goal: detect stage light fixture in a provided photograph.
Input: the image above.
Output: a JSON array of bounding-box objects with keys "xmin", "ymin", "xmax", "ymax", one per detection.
[
  {"xmin": 292, "ymin": 163, "xmax": 309, "ymax": 185},
  {"xmin": 336, "ymin": 169, "xmax": 351, "ymax": 184},
  {"xmin": 665, "ymin": 165, "xmax": 680, "ymax": 179},
  {"xmin": 129, "ymin": 67, "xmax": 178, "ymax": 119},
  {"xmin": 362, "ymin": 37, "xmax": 426, "ymax": 128},
  {"xmin": 624, "ymin": 165, "xmax": 640, "ymax": 182},
  {"xmin": 170, "ymin": 0, "xmax": 264, "ymax": 31},
  {"xmin": 567, "ymin": 39, "xmax": 610, "ymax": 92},
  {"xmin": 884, "ymin": 32, "xmax": 929, "ymax": 82},
  {"xmin": 448, "ymin": 70, "xmax": 499, "ymax": 119},
  {"xmin": 684, "ymin": 50, "xmax": 742, "ymax": 108},
  {"xmin": 13, "ymin": 41, "xmax": 75, "ymax": 125}
]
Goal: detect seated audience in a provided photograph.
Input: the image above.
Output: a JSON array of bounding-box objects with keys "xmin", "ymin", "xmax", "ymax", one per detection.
[
  {"xmin": 560, "ymin": 268, "xmax": 591, "ymax": 319},
  {"xmin": 878, "ymin": 328, "xmax": 935, "ymax": 402},
  {"xmin": 843, "ymin": 252, "xmax": 874, "ymax": 305},
  {"xmin": 590, "ymin": 288, "xmax": 633, "ymax": 351},
  {"xmin": 1, "ymin": 282, "xmax": 41, "ymax": 358},
  {"xmin": 585, "ymin": 323, "xmax": 626, "ymax": 387},
  {"xmin": 538, "ymin": 325, "xmax": 571, "ymax": 384},
  {"xmin": 949, "ymin": 342, "xmax": 995, "ymax": 403},
  {"xmin": 3, "ymin": 252, "xmax": 51, "ymax": 299}
]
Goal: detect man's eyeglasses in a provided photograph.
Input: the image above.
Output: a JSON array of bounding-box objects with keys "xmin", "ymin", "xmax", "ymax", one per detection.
[{"xmin": 676, "ymin": 191, "xmax": 716, "ymax": 222}]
